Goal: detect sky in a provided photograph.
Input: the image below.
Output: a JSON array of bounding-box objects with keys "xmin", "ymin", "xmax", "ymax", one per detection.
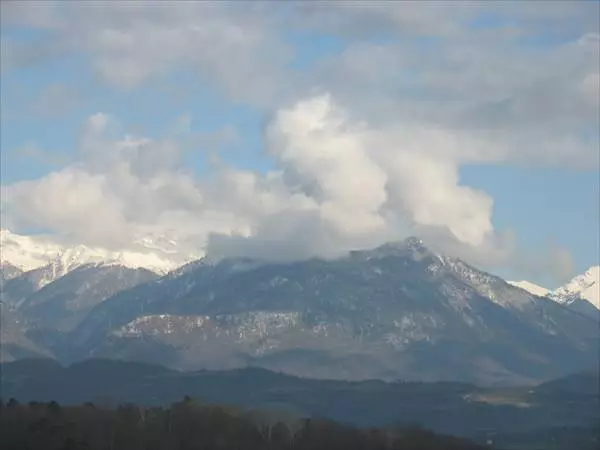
[{"xmin": 0, "ymin": 1, "xmax": 598, "ymax": 288}]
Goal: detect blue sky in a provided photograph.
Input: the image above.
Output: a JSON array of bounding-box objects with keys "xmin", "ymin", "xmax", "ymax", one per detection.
[{"xmin": 1, "ymin": 2, "xmax": 598, "ymax": 287}]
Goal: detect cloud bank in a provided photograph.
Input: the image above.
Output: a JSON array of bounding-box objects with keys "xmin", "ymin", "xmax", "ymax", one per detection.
[{"xmin": 1, "ymin": 94, "xmax": 509, "ymax": 267}]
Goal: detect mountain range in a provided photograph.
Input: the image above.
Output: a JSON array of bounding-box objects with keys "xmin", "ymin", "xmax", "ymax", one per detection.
[
  {"xmin": 1, "ymin": 229, "xmax": 598, "ymax": 386},
  {"xmin": 0, "ymin": 228, "xmax": 199, "ymax": 277}
]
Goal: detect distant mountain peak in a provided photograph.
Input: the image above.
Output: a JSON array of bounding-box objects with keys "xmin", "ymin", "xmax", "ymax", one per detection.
[
  {"xmin": 0, "ymin": 228, "xmax": 194, "ymax": 276},
  {"xmin": 550, "ymin": 266, "xmax": 599, "ymax": 309},
  {"xmin": 509, "ymin": 266, "xmax": 600, "ymax": 310}
]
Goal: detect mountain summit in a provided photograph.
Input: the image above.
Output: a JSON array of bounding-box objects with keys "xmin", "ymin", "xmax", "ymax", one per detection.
[
  {"xmin": 509, "ymin": 266, "xmax": 600, "ymax": 309},
  {"xmin": 551, "ymin": 266, "xmax": 599, "ymax": 309}
]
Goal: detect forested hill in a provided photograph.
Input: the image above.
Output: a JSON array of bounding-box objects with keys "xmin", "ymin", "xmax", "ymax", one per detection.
[
  {"xmin": 0, "ymin": 398, "xmax": 487, "ymax": 450},
  {"xmin": 1, "ymin": 358, "xmax": 598, "ymax": 447}
]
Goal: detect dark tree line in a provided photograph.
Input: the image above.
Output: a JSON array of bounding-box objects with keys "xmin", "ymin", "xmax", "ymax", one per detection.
[{"xmin": 0, "ymin": 397, "xmax": 488, "ymax": 450}]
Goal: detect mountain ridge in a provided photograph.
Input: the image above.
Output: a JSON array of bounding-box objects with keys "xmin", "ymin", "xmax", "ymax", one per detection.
[
  {"xmin": 58, "ymin": 238, "xmax": 598, "ymax": 386},
  {"xmin": 507, "ymin": 280, "xmax": 550, "ymax": 297},
  {"xmin": 2, "ymin": 236, "xmax": 597, "ymax": 386},
  {"xmin": 0, "ymin": 228, "xmax": 198, "ymax": 275},
  {"xmin": 5, "ymin": 228, "xmax": 597, "ymax": 309}
]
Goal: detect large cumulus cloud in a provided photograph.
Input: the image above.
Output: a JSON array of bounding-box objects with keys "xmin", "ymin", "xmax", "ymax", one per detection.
[{"xmin": 3, "ymin": 94, "xmax": 509, "ymax": 267}]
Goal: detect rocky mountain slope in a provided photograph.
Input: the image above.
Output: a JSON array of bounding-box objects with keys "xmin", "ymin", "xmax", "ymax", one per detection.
[
  {"xmin": 0, "ymin": 306, "xmax": 52, "ymax": 362},
  {"xmin": 2, "ymin": 235, "xmax": 597, "ymax": 385},
  {"xmin": 0, "ymin": 264, "xmax": 158, "ymax": 362},
  {"xmin": 0, "ymin": 264, "xmax": 158, "ymax": 361},
  {"xmin": 0, "ymin": 231, "xmax": 166, "ymax": 358},
  {"xmin": 18, "ymin": 265, "xmax": 158, "ymax": 333},
  {"xmin": 0, "ymin": 262, "xmax": 23, "ymax": 284},
  {"xmin": 56, "ymin": 238, "xmax": 598, "ymax": 386}
]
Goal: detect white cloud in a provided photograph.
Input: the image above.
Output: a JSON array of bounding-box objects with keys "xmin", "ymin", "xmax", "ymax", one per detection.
[
  {"xmin": 3, "ymin": 3, "xmax": 598, "ymax": 153},
  {"xmin": 4, "ymin": 114, "xmax": 209, "ymax": 250},
  {"xmin": 50, "ymin": 3, "xmax": 289, "ymax": 107},
  {"xmin": 5, "ymin": 167, "xmax": 127, "ymax": 246},
  {"xmin": 307, "ymin": 32, "xmax": 599, "ymax": 169},
  {"xmin": 4, "ymin": 94, "xmax": 512, "ymax": 271},
  {"xmin": 266, "ymin": 94, "xmax": 388, "ymax": 237}
]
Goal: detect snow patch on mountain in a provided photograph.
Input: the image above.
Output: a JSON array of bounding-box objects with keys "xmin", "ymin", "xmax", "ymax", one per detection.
[
  {"xmin": 507, "ymin": 281, "xmax": 550, "ymax": 297},
  {"xmin": 0, "ymin": 229, "xmax": 196, "ymax": 276}
]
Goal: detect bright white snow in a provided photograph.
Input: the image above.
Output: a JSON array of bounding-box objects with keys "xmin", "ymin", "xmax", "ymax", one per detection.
[
  {"xmin": 509, "ymin": 266, "xmax": 600, "ymax": 310},
  {"xmin": 550, "ymin": 266, "xmax": 599, "ymax": 309},
  {"xmin": 507, "ymin": 281, "xmax": 550, "ymax": 297},
  {"xmin": 0, "ymin": 229, "xmax": 194, "ymax": 276}
]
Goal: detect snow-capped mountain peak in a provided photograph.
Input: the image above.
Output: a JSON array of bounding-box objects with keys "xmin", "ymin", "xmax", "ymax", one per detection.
[
  {"xmin": 0, "ymin": 229, "xmax": 196, "ymax": 278},
  {"xmin": 550, "ymin": 266, "xmax": 599, "ymax": 309},
  {"xmin": 509, "ymin": 266, "xmax": 600, "ymax": 309}
]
